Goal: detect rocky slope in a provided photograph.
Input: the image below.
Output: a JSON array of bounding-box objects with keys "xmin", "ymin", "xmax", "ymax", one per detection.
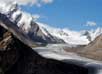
[
  {"xmin": 64, "ymin": 34, "xmax": 102, "ymax": 61},
  {"xmin": 79, "ymin": 34, "xmax": 102, "ymax": 61},
  {"xmin": 0, "ymin": 15, "xmax": 88, "ymax": 74}
]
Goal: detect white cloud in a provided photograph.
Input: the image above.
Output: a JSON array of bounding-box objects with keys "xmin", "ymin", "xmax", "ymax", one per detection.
[
  {"xmin": 42, "ymin": 0, "xmax": 53, "ymax": 4},
  {"xmin": 0, "ymin": 0, "xmax": 54, "ymax": 6},
  {"xmin": 86, "ymin": 21, "xmax": 97, "ymax": 26}
]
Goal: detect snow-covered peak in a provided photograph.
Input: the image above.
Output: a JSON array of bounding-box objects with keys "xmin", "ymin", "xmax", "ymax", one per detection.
[
  {"xmin": 0, "ymin": 2, "xmax": 102, "ymax": 45},
  {"xmin": 91, "ymin": 27, "xmax": 102, "ymax": 41},
  {"xmin": 0, "ymin": 1, "xmax": 18, "ymax": 14},
  {"xmin": 37, "ymin": 22, "xmax": 102, "ymax": 45},
  {"xmin": 37, "ymin": 22, "xmax": 90, "ymax": 45},
  {"xmin": 0, "ymin": 2, "xmax": 37, "ymax": 33},
  {"xmin": 0, "ymin": 2, "xmax": 65, "ymax": 44}
]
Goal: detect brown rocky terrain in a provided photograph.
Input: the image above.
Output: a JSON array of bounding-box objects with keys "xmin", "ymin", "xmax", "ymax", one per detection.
[
  {"xmin": 79, "ymin": 34, "xmax": 102, "ymax": 61},
  {"xmin": 0, "ymin": 14, "xmax": 88, "ymax": 74},
  {"xmin": 65, "ymin": 34, "xmax": 102, "ymax": 61}
]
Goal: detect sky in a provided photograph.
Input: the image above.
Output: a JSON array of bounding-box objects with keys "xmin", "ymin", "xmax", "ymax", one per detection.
[{"xmin": 2, "ymin": 0, "xmax": 102, "ymax": 31}]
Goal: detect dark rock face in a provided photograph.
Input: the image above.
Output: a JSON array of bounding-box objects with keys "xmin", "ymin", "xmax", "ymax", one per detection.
[
  {"xmin": 0, "ymin": 18, "xmax": 88, "ymax": 74},
  {"xmin": 28, "ymin": 21, "xmax": 65, "ymax": 44}
]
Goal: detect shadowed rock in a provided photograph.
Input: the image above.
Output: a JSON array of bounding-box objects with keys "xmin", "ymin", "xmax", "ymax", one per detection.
[{"xmin": 0, "ymin": 14, "xmax": 88, "ymax": 74}]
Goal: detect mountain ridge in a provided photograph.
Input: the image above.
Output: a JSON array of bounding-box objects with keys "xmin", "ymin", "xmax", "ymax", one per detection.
[{"xmin": 0, "ymin": 2, "xmax": 102, "ymax": 45}]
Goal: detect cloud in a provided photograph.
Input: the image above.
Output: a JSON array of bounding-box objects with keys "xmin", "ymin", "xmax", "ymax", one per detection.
[
  {"xmin": 0, "ymin": 0, "xmax": 54, "ymax": 6},
  {"xmin": 85, "ymin": 21, "xmax": 97, "ymax": 26},
  {"xmin": 42, "ymin": 0, "xmax": 53, "ymax": 4}
]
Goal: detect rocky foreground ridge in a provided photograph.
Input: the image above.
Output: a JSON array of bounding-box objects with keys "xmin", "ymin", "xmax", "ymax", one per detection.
[{"xmin": 0, "ymin": 13, "xmax": 88, "ymax": 74}]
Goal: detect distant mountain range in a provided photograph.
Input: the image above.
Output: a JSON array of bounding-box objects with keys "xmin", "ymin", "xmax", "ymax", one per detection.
[{"xmin": 0, "ymin": 2, "xmax": 102, "ymax": 46}]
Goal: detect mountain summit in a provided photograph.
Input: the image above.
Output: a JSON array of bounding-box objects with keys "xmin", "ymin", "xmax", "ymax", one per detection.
[
  {"xmin": 0, "ymin": 2, "xmax": 64, "ymax": 45},
  {"xmin": 0, "ymin": 2, "xmax": 102, "ymax": 45}
]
